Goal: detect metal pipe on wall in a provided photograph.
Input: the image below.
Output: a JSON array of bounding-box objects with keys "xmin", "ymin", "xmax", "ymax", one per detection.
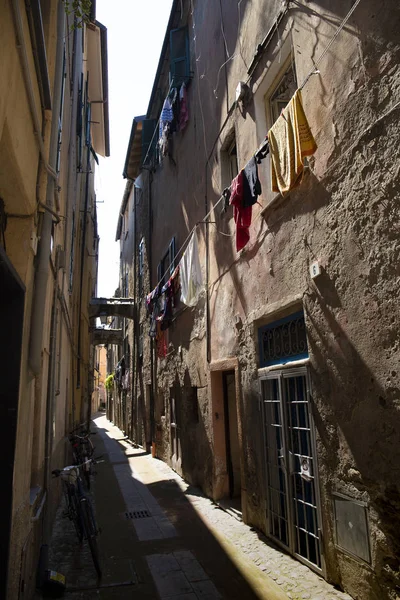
[
  {"xmin": 10, "ymin": 0, "xmax": 58, "ymax": 182},
  {"xmin": 27, "ymin": 0, "xmax": 65, "ymax": 376}
]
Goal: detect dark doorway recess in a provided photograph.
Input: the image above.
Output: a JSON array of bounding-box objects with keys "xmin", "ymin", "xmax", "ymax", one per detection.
[
  {"xmin": 0, "ymin": 247, "xmax": 25, "ymax": 597},
  {"xmin": 222, "ymin": 371, "xmax": 241, "ymax": 514}
]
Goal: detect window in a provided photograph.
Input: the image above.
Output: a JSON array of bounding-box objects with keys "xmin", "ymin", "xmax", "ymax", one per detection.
[
  {"xmin": 228, "ymin": 141, "xmax": 238, "ymax": 182},
  {"xmin": 141, "ymin": 119, "xmax": 157, "ymax": 167},
  {"xmin": 220, "ymin": 133, "xmax": 238, "ymax": 192},
  {"xmin": 55, "ymin": 48, "xmax": 66, "ymax": 173},
  {"xmin": 266, "ymin": 60, "xmax": 297, "ymax": 125},
  {"xmin": 157, "ymin": 237, "xmax": 176, "ymax": 285},
  {"xmin": 138, "ymin": 238, "xmax": 144, "ymax": 297},
  {"xmin": 76, "ymin": 74, "xmax": 84, "ymax": 170},
  {"xmin": 258, "ymin": 311, "xmax": 308, "ymax": 368},
  {"xmin": 170, "ymin": 27, "xmax": 190, "ymax": 87}
]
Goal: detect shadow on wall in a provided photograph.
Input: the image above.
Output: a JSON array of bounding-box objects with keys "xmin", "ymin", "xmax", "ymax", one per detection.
[{"xmin": 305, "ymin": 279, "xmax": 400, "ymax": 596}]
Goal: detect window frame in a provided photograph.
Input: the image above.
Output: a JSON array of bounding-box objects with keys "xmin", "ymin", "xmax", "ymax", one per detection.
[{"xmin": 169, "ymin": 26, "xmax": 190, "ymax": 87}]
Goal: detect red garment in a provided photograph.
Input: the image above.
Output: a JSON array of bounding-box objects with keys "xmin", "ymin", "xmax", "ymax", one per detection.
[
  {"xmin": 229, "ymin": 170, "xmax": 252, "ymax": 251},
  {"xmin": 179, "ymin": 83, "xmax": 189, "ymax": 130}
]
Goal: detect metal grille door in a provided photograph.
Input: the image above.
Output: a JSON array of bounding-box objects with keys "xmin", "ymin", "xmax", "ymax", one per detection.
[
  {"xmin": 262, "ymin": 378, "xmax": 290, "ymax": 547},
  {"xmin": 261, "ymin": 369, "xmax": 322, "ymax": 571}
]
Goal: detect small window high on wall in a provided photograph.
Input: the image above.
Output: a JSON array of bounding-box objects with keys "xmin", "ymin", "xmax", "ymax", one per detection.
[
  {"xmin": 170, "ymin": 27, "xmax": 190, "ymax": 87},
  {"xmin": 258, "ymin": 311, "xmax": 308, "ymax": 368},
  {"xmin": 266, "ymin": 60, "xmax": 297, "ymax": 125}
]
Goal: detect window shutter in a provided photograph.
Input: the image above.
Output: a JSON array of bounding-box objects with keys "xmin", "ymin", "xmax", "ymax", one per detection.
[
  {"xmin": 138, "ymin": 239, "xmax": 144, "ymax": 275},
  {"xmin": 141, "ymin": 119, "xmax": 157, "ymax": 166},
  {"xmin": 170, "ymin": 27, "xmax": 190, "ymax": 87},
  {"xmin": 168, "ymin": 236, "xmax": 176, "ymax": 274}
]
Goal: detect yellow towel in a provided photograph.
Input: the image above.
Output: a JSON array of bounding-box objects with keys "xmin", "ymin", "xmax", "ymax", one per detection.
[{"xmin": 268, "ymin": 89, "xmax": 317, "ymax": 195}]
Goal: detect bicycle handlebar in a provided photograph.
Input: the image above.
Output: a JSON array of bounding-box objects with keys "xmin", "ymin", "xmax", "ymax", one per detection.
[{"xmin": 52, "ymin": 457, "xmax": 103, "ymax": 478}]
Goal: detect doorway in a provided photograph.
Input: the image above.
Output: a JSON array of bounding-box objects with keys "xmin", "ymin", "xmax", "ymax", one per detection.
[
  {"xmin": 260, "ymin": 367, "xmax": 323, "ymax": 572},
  {"xmin": 0, "ymin": 247, "xmax": 25, "ymax": 596},
  {"xmin": 169, "ymin": 385, "xmax": 181, "ymax": 474},
  {"xmin": 222, "ymin": 371, "xmax": 241, "ymax": 513}
]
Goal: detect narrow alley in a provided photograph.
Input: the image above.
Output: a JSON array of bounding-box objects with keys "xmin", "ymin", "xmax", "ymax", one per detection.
[
  {"xmin": 44, "ymin": 414, "xmax": 352, "ymax": 600},
  {"xmin": 2, "ymin": 0, "xmax": 400, "ymax": 598}
]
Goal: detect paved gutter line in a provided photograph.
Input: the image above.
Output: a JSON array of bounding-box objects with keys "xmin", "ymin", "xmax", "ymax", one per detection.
[{"xmin": 66, "ymin": 580, "xmax": 137, "ymax": 592}]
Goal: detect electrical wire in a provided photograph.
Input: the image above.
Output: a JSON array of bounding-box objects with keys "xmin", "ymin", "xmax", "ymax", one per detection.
[
  {"xmin": 141, "ymin": 80, "xmax": 175, "ymax": 168},
  {"xmin": 145, "ymin": 0, "xmax": 366, "ymax": 297},
  {"xmin": 298, "ymin": 0, "xmax": 363, "ymax": 89}
]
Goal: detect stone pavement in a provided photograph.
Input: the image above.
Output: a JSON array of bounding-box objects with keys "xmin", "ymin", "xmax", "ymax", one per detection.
[{"xmin": 43, "ymin": 414, "xmax": 353, "ymax": 600}]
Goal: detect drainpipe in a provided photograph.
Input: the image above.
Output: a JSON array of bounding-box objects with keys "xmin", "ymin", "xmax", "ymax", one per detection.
[
  {"xmin": 28, "ymin": 1, "xmax": 65, "ymax": 376},
  {"xmin": 131, "ymin": 181, "xmax": 137, "ymax": 444},
  {"xmin": 149, "ymin": 171, "xmax": 155, "ymax": 447},
  {"xmin": 43, "ymin": 268, "xmax": 58, "ymax": 543},
  {"xmin": 76, "ymin": 107, "xmax": 91, "ymax": 394}
]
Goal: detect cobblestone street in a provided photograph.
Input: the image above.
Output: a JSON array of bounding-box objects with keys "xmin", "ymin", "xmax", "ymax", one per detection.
[{"xmin": 44, "ymin": 415, "xmax": 353, "ymax": 600}]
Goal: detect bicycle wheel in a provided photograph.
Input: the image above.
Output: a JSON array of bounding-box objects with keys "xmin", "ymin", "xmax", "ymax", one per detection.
[
  {"xmin": 67, "ymin": 486, "xmax": 84, "ymax": 543},
  {"xmin": 79, "ymin": 498, "xmax": 101, "ymax": 577}
]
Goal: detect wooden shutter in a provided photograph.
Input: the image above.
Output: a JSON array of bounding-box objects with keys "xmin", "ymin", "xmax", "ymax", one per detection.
[
  {"xmin": 141, "ymin": 119, "xmax": 157, "ymax": 166},
  {"xmin": 170, "ymin": 27, "xmax": 190, "ymax": 87}
]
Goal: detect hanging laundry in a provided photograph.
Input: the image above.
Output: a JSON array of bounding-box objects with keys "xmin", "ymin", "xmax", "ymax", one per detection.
[
  {"xmin": 159, "ymin": 96, "xmax": 174, "ymax": 138},
  {"xmin": 242, "ymin": 156, "xmax": 262, "ymax": 207},
  {"xmin": 160, "ymin": 122, "xmax": 171, "ymax": 157},
  {"xmin": 160, "ymin": 265, "xmax": 180, "ymax": 330},
  {"xmin": 220, "ymin": 187, "xmax": 231, "ymax": 215},
  {"xmin": 179, "ymin": 82, "xmax": 189, "ymax": 130},
  {"xmin": 268, "ymin": 89, "xmax": 317, "ymax": 195},
  {"xmin": 230, "ymin": 170, "xmax": 252, "ymax": 252},
  {"xmin": 156, "ymin": 323, "xmax": 168, "ymax": 359},
  {"xmin": 169, "ymin": 87, "xmax": 180, "ymax": 133},
  {"xmin": 146, "ymin": 284, "xmax": 162, "ymax": 338},
  {"xmin": 255, "ymin": 138, "xmax": 269, "ymax": 164},
  {"xmin": 180, "ymin": 231, "xmax": 203, "ymax": 307},
  {"xmin": 122, "ymin": 369, "xmax": 130, "ymax": 391}
]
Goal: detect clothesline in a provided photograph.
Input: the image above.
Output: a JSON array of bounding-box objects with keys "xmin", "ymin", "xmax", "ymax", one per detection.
[
  {"xmin": 148, "ymin": 136, "xmax": 270, "ymax": 294},
  {"xmin": 144, "ymin": 0, "xmax": 364, "ymax": 296},
  {"xmin": 142, "ymin": 81, "xmax": 175, "ymax": 168},
  {"xmin": 298, "ymin": 0, "xmax": 363, "ymax": 90}
]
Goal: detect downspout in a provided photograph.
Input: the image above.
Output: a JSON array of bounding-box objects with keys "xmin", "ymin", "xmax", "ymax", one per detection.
[
  {"xmin": 149, "ymin": 171, "xmax": 155, "ymax": 447},
  {"xmin": 27, "ymin": 0, "xmax": 65, "ymax": 376},
  {"xmin": 77, "ymin": 96, "xmax": 91, "ymax": 397},
  {"xmin": 43, "ymin": 266, "xmax": 58, "ymax": 543},
  {"xmin": 205, "ymin": 162, "xmax": 210, "ymax": 363},
  {"xmin": 42, "ymin": 0, "xmax": 66, "ymax": 532},
  {"xmin": 131, "ymin": 182, "xmax": 137, "ymax": 444}
]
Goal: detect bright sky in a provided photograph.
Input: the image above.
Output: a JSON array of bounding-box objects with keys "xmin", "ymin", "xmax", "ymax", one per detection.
[{"xmin": 95, "ymin": 0, "xmax": 173, "ymax": 298}]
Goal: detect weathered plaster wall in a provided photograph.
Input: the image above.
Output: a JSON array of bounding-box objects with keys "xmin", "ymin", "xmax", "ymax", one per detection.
[
  {"xmin": 206, "ymin": 1, "xmax": 400, "ymax": 599},
  {"xmin": 132, "ymin": 1, "xmax": 400, "ymax": 598}
]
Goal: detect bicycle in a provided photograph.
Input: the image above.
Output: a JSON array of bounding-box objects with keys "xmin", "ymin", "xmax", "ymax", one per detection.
[
  {"xmin": 69, "ymin": 429, "xmax": 96, "ymax": 490},
  {"xmin": 52, "ymin": 459, "xmax": 102, "ymax": 578}
]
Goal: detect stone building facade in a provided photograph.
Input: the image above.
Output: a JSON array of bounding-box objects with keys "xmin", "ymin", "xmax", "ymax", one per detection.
[
  {"xmin": 0, "ymin": 1, "xmax": 109, "ymax": 597},
  {"xmin": 118, "ymin": 1, "xmax": 400, "ymax": 598}
]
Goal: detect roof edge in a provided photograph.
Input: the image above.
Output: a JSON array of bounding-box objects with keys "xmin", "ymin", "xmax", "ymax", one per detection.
[{"xmin": 146, "ymin": 0, "xmax": 180, "ymax": 117}]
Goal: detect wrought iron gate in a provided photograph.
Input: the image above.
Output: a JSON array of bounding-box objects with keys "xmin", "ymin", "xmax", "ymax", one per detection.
[{"xmin": 260, "ymin": 367, "xmax": 323, "ymax": 572}]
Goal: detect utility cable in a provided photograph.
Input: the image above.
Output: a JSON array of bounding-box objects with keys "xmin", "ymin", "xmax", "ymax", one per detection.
[
  {"xmin": 145, "ymin": 0, "xmax": 365, "ymax": 296},
  {"xmin": 299, "ymin": 0, "xmax": 363, "ymax": 89}
]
